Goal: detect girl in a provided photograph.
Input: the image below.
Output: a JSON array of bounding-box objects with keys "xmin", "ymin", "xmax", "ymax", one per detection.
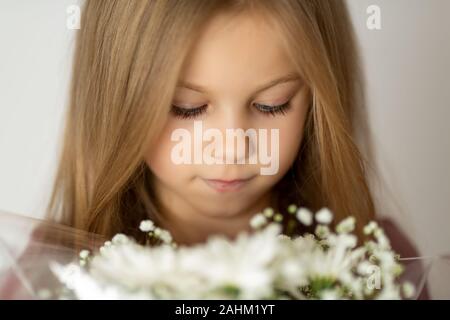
[
  {"xmin": 2, "ymin": 0, "xmax": 431, "ymax": 300},
  {"xmin": 47, "ymin": 0, "xmax": 376, "ymax": 246}
]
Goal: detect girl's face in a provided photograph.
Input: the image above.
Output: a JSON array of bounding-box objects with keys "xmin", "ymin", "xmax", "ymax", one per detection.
[{"xmin": 146, "ymin": 11, "xmax": 310, "ymax": 221}]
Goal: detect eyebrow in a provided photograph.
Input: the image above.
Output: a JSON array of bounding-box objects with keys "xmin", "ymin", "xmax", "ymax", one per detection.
[{"xmin": 176, "ymin": 72, "xmax": 301, "ymax": 95}]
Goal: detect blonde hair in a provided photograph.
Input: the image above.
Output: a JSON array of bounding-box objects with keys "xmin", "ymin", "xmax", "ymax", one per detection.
[{"xmin": 47, "ymin": 0, "xmax": 375, "ymax": 242}]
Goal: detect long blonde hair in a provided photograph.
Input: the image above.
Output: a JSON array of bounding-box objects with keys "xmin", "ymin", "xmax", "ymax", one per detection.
[{"xmin": 47, "ymin": 0, "xmax": 375, "ymax": 241}]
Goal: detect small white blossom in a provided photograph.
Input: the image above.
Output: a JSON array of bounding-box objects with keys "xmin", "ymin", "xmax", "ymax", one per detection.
[
  {"xmin": 273, "ymin": 213, "xmax": 283, "ymax": 222},
  {"xmin": 363, "ymin": 221, "xmax": 378, "ymax": 235},
  {"xmin": 111, "ymin": 233, "xmax": 129, "ymax": 245},
  {"xmin": 315, "ymin": 225, "xmax": 330, "ymax": 239},
  {"xmin": 336, "ymin": 216, "xmax": 356, "ymax": 234},
  {"xmin": 357, "ymin": 261, "xmax": 375, "ymax": 275},
  {"xmin": 79, "ymin": 250, "xmax": 90, "ymax": 260},
  {"xmin": 287, "ymin": 204, "xmax": 297, "ymax": 214},
  {"xmin": 159, "ymin": 230, "xmax": 173, "ymax": 244},
  {"xmin": 296, "ymin": 207, "xmax": 313, "ymax": 226},
  {"xmin": 374, "ymin": 228, "xmax": 391, "ymax": 250},
  {"xmin": 315, "ymin": 208, "xmax": 333, "ymax": 224},
  {"xmin": 139, "ymin": 220, "xmax": 155, "ymax": 232},
  {"xmin": 402, "ymin": 281, "xmax": 416, "ymax": 299},
  {"xmin": 250, "ymin": 213, "xmax": 267, "ymax": 229},
  {"xmin": 153, "ymin": 227, "xmax": 162, "ymax": 237},
  {"xmin": 263, "ymin": 208, "xmax": 274, "ymax": 218}
]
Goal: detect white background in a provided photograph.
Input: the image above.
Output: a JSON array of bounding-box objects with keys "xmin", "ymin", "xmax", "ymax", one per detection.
[{"xmin": 0, "ymin": 0, "xmax": 449, "ymax": 298}]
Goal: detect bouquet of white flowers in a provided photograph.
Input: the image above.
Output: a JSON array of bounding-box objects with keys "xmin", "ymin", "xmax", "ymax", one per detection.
[{"xmin": 50, "ymin": 205, "xmax": 415, "ymax": 300}]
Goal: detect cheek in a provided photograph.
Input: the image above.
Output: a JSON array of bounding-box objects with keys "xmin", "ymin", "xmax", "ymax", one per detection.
[
  {"xmin": 276, "ymin": 109, "xmax": 308, "ymax": 174},
  {"xmin": 145, "ymin": 141, "xmax": 169, "ymax": 181},
  {"xmin": 279, "ymin": 127, "xmax": 303, "ymax": 170},
  {"xmin": 145, "ymin": 123, "xmax": 187, "ymax": 182}
]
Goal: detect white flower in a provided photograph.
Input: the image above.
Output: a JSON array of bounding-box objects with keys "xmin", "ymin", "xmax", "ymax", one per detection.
[
  {"xmin": 357, "ymin": 261, "xmax": 375, "ymax": 275},
  {"xmin": 402, "ymin": 281, "xmax": 416, "ymax": 299},
  {"xmin": 50, "ymin": 262, "xmax": 83, "ymax": 291},
  {"xmin": 320, "ymin": 289, "xmax": 340, "ymax": 300},
  {"xmin": 374, "ymin": 228, "xmax": 391, "ymax": 250},
  {"xmin": 50, "ymin": 207, "xmax": 406, "ymax": 301},
  {"xmin": 79, "ymin": 250, "xmax": 90, "ymax": 260},
  {"xmin": 250, "ymin": 213, "xmax": 267, "ymax": 229},
  {"xmin": 315, "ymin": 208, "xmax": 333, "ymax": 224},
  {"xmin": 287, "ymin": 204, "xmax": 297, "ymax": 214},
  {"xmin": 336, "ymin": 216, "xmax": 356, "ymax": 234},
  {"xmin": 139, "ymin": 220, "xmax": 155, "ymax": 232},
  {"xmin": 153, "ymin": 227, "xmax": 162, "ymax": 237},
  {"xmin": 315, "ymin": 225, "xmax": 330, "ymax": 239},
  {"xmin": 159, "ymin": 230, "xmax": 173, "ymax": 244},
  {"xmin": 263, "ymin": 208, "xmax": 274, "ymax": 218},
  {"xmin": 111, "ymin": 233, "xmax": 129, "ymax": 245},
  {"xmin": 363, "ymin": 221, "xmax": 378, "ymax": 235},
  {"xmin": 296, "ymin": 207, "xmax": 313, "ymax": 226}
]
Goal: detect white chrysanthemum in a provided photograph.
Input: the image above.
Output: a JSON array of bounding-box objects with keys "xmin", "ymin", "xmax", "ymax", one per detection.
[
  {"xmin": 192, "ymin": 223, "xmax": 282, "ymax": 299},
  {"xmin": 50, "ymin": 208, "xmax": 406, "ymax": 300}
]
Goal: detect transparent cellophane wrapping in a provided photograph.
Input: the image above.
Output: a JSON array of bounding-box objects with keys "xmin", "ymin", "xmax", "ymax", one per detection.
[
  {"xmin": 0, "ymin": 210, "xmax": 448, "ymax": 299},
  {"xmin": 0, "ymin": 211, "xmax": 104, "ymax": 299}
]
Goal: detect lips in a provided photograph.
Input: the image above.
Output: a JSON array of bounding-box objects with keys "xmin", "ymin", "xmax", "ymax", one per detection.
[{"xmin": 203, "ymin": 177, "xmax": 253, "ymax": 192}]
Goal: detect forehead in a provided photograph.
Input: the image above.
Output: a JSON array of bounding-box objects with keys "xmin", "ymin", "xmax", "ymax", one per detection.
[{"xmin": 179, "ymin": 10, "xmax": 296, "ymax": 94}]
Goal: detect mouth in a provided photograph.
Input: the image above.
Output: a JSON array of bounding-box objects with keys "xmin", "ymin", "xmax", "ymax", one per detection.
[{"xmin": 202, "ymin": 176, "xmax": 254, "ymax": 193}]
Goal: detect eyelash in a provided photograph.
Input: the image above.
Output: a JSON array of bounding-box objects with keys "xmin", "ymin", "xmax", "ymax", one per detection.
[
  {"xmin": 170, "ymin": 101, "xmax": 291, "ymax": 119},
  {"xmin": 170, "ymin": 104, "xmax": 208, "ymax": 119},
  {"xmin": 253, "ymin": 101, "xmax": 291, "ymax": 117}
]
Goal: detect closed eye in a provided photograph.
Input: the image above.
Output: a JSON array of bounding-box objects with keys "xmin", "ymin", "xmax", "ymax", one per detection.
[
  {"xmin": 170, "ymin": 100, "xmax": 292, "ymax": 119},
  {"xmin": 170, "ymin": 104, "xmax": 208, "ymax": 119},
  {"xmin": 253, "ymin": 101, "xmax": 291, "ymax": 116}
]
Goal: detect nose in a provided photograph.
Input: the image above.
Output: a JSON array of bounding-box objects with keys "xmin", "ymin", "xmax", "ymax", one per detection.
[{"xmin": 208, "ymin": 106, "xmax": 257, "ymax": 164}]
